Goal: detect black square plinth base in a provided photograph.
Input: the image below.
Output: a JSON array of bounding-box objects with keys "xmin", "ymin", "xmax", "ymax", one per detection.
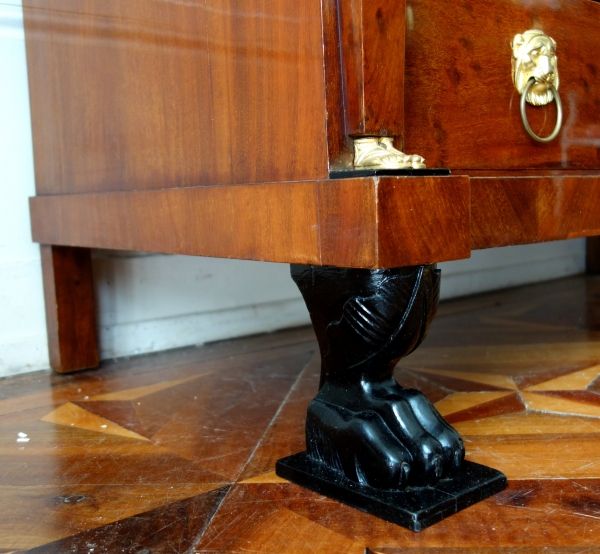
[
  {"xmin": 276, "ymin": 452, "xmax": 507, "ymax": 532},
  {"xmin": 329, "ymin": 168, "xmax": 451, "ymax": 179}
]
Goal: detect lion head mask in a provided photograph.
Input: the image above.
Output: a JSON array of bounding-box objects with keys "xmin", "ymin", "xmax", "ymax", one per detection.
[{"xmin": 512, "ymin": 29, "xmax": 559, "ymax": 106}]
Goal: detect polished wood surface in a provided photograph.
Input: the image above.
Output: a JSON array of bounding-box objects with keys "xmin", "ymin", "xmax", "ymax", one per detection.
[
  {"xmin": 23, "ymin": 0, "xmax": 600, "ymax": 185},
  {"xmin": 24, "ymin": 0, "xmax": 600, "ymax": 270},
  {"xmin": 471, "ymin": 176, "xmax": 600, "ymax": 249},
  {"xmin": 40, "ymin": 246, "xmax": 98, "ymax": 373},
  {"xmin": 23, "ymin": 0, "xmax": 328, "ymax": 195},
  {"xmin": 3, "ymin": 276, "xmax": 600, "ymax": 551},
  {"xmin": 318, "ymin": 176, "xmax": 470, "ymax": 267},
  {"xmin": 30, "ymin": 176, "xmax": 471, "ymax": 268},
  {"xmin": 31, "ymin": 174, "xmax": 600, "ymax": 265},
  {"xmin": 404, "ymin": 0, "xmax": 600, "ymax": 170},
  {"xmin": 337, "ymin": 0, "xmax": 405, "ymax": 138},
  {"xmin": 320, "ymin": 0, "xmax": 351, "ymax": 170}
]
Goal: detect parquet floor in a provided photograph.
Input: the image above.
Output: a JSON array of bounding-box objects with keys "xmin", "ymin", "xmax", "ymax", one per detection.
[{"xmin": 3, "ymin": 275, "xmax": 600, "ymax": 552}]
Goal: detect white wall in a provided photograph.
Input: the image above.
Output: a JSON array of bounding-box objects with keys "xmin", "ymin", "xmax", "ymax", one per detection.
[
  {"xmin": 440, "ymin": 240, "xmax": 585, "ymax": 299},
  {"xmin": 89, "ymin": 241, "xmax": 584, "ymax": 363},
  {"xmin": 0, "ymin": 2, "xmax": 587, "ymax": 378},
  {"xmin": 0, "ymin": 0, "xmax": 48, "ymax": 377},
  {"xmin": 92, "ymin": 253, "xmax": 309, "ymax": 360}
]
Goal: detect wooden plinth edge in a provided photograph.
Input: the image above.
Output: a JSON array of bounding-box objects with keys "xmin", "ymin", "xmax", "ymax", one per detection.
[
  {"xmin": 471, "ymin": 176, "xmax": 600, "ymax": 249},
  {"xmin": 30, "ymin": 176, "xmax": 471, "ymax": 269},
  {"xmin": 31, "ymin": 175, "xmax": 600, "ymax": 270}
]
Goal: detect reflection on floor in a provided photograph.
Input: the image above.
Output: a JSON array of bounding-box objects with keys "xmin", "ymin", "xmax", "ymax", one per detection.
[{"xmin": 2, "ymin": 275, "xmax": 600, "ymax": 552}]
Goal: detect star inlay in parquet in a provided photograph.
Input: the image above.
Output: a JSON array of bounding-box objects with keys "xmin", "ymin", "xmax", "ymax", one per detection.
[
  {"xmin": 0, "ymin": 345, "xmax": 317, "ymax": 552},
  {"xmin": 5, "ymin": 275, "xmax": 600, "ymax": 553},
  {"xmin": 398, "ymin": 363, "xmax": 600, "ymax": 424}
]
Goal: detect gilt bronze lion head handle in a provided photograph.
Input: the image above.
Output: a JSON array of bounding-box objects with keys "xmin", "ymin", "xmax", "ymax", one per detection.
[{"xmin": 512, "ymin": 29, "xmax": 562, "ymax": 143}]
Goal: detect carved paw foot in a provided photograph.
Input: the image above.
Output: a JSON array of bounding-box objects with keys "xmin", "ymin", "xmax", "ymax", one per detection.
[
  {"xmin": 306, "ymin": 380, "xmax": 464, "ymax": 490},
  {"xmin": 353, "ymin": 137, "xmax": 426, "ymax": 170},
  {"xmin": 281, "ymin": 264, "xmax": 506, "ymax": 527},
  {"xmin": 292, "ymin": 264, "xmax": 464, "ymax": 491}
]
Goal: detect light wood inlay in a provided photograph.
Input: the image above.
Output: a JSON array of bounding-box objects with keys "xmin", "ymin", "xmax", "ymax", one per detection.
[
  {"xmin": 434, "ymin": 392, "xmax": 513, "ymax": 417},
  {"xmin": 91, "ymin": 374, "xmax": 203, "ymax": 401},
  {"xmin": 522, "ymin": 392, "xmax": 600, "ymax": 418},
  {"xmin": 41, "ymin": 402, "xmax": 149, "ymax": 441},
  {"xmin": 525, "ymin": 364, "xmax": 600, "ymax": 391}
]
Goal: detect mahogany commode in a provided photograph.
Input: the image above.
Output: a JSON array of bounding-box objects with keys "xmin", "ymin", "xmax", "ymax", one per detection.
[{"xmin": 23, "ymin": 0, "xmax": 600, "ymax": 531}]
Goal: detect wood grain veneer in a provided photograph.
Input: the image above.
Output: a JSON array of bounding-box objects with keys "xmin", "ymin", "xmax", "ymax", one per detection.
[
  {"xmin": 33, "ymin": 175, "xmax": 600, "ymax": 265},
  {"xmin": 30, "ymin": 176, "xmax": 471, "ymax": 268},
  {"xmin": 34, "ymin": 182, "xmax": 321, "ymax": 264},
  {"xmin": 22, "ymin": 0, "xmax": 328, "ymax": 195},
  {"xmin": 471, "ymin": 176, "xmax": 600, "ymax": 249},
  {"xmin": 321, "ymin": 0, "xmax": 351, "ymax": 169},
  {"xmin": 319, "ymin": 176, "xmax": 471, "ymax": 267},
  {"xmin": 404, "ymin": 0, "xmax": 600, "ymax": 170},
  {"xmin": 337, "ymin": 0, "xmax": 406, "ymax": 138},
  {"xmin": 40, "ymin": 245, "xmax": 98, "ymax": 373}
]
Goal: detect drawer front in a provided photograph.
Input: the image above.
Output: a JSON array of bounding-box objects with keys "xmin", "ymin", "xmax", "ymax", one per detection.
[{"xmin": 403, "ymin": 0, "xmax": 600, "ymax": 170}]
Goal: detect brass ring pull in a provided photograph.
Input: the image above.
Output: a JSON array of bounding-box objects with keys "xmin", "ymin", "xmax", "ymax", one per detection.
[{"xmin": 519, "ymin": 77, "xmax": 563, "ymax": 143}]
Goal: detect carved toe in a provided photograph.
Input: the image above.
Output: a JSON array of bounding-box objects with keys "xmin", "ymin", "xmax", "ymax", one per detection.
[
  {"xmin": 377, "ymin": 397, "xmax": 446, "ymax": 486},
  {"xmin": 399, "ymin": 388, "xmax": 465, "ymax": 476},
  {"xmin": 306, "ymin": 399, "xmax": 413, "ymax": 490}
]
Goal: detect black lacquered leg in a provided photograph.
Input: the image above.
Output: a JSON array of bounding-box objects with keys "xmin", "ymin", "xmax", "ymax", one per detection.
[{"xmin": 276, "ymin": 264, "xmax": 507, "ymax": 532}]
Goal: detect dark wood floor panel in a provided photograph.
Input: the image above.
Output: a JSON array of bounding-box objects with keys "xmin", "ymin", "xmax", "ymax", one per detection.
[
  {"xmin": 149, "ymin": 350, "xmax": 315, "ymax": 481},
  {"xmin": 19, "ymin": 487, "xmax": 230, "ymax": 554},
  {"xmin": 194, "ymin": 480, "xmax": 600, "ymax": 553},
  {"xmin": 443, "ymin": 392, "xmax": 526, "ymax": 424},
  {"xmin": 3, "ymin": 276, "xmax": 600, "ymax": 551},
  {"xmin": 0, "ymin": 325, "xmax": 316, "ymax": 402},
  {"xmin": 238, "ymin": 351, "xmax": 321, "ymax": 482}
]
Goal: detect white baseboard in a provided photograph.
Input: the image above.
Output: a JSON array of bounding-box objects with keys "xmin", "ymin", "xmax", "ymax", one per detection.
[
  {"xmin": 99, "ymin": 297, "xmax": 309, "ymax": 359},
  {"xmin": 92, "ymin": 239, "xmax": 586, "ymax": 361},
  {"xmin": 439, "ymin": 240, "xmax": 586, "ymax": 299},
  {"xmin": 0, "ymin": 240, "xmax": 587, "ymax": 378}
]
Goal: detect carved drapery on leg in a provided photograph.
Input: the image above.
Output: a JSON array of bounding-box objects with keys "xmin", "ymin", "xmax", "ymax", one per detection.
[{"xmin": 277, "ymin": 264, "xmax": 507, "ymax": 531}]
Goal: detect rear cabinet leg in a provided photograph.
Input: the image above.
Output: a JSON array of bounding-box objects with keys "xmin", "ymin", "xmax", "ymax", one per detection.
[
  {"xmin": 40, "ymin": 245, "xmax": 99, "ymax": 373},
  {"xmin": 587, "ymin": 236, "xmax": 600, "ymax": 274}
]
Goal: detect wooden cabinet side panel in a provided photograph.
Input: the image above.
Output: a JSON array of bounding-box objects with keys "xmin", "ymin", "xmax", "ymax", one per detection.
[
  {"xmin": 30, "ymin": 183, "xmax": 322, "ymax": 264},
  {"xmin": 30, "ymin": 177, "xmax": 473, "ymax": 268},
  {"xmin": 23, "ymin": 0, "xmax": 328, "ymax": 194}
]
